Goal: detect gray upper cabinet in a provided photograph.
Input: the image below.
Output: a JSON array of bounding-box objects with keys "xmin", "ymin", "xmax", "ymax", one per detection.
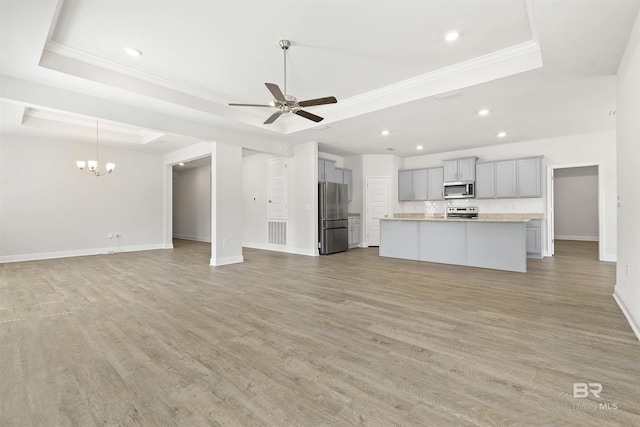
[
  {"xmin": 398, "ymin": 169, "xmax": 427, "ymax": 201},
  {"xmin": 518, "ymin": 157, "xmax": 542, "ymax": 197},
  {"xmin": 412, "ymin": 169, "xmax": 428, "ymax": 200},
  {"xmin": 477, "ymin": 156, "xmax": 543, "ymax": 199},
  {"xmin": 475, "ymin": 162, "xmax": 495, "ymax": 199},
  {"xmin": 343, "ymin": 169, "xmax": 353, "ymax": 201},
  {"xmin": 427, "ymin": 167, "xmax": 444, "ymax": 200},
  {"xmin": 398, "ymin": 167, "xmax": 442, "ymax": 201},
  {"xmin": 496, "ymin": 160, "xmax": 518, "ymax": 198},
  {"xmin": 318, "ymin": 159, "xmax": 336, "ymax": 183},
  {"xmin": 334, "ymin": 168, "xmax": 344, "ymax": 184},
  {"xmin": 443, "ymin": 157, "xmax": 478, "ymax": 182},
  {"xmin": 398, "ymin": 170, "xmax": 413, "ymax": 201}
]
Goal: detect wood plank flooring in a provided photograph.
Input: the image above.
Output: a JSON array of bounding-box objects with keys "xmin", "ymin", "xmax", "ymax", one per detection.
[{"xmin": 1, "ymin": 240, "xmax": 639, "ymax": 426}]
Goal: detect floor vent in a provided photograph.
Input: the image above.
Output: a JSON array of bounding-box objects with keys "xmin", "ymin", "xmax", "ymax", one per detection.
[{"xmin": 268, "ymin": 221, "xmax": 287, "ymax": 245}]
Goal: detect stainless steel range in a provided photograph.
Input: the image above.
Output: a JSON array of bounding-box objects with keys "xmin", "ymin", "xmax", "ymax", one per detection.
[{"xmin": 446, "ymin": 206, "xmax": 479, "ymax": 219}]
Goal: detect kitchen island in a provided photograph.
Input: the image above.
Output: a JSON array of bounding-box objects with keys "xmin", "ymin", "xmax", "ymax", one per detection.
[{"xmin": 380, "ymin": 215, "xmax": 538, "ymax": 273}]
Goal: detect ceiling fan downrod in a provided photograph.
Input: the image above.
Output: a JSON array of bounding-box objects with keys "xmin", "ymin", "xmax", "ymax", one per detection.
[{"xmin": 279, "ymin": 39, "xmax": 290, "ymax": 97}]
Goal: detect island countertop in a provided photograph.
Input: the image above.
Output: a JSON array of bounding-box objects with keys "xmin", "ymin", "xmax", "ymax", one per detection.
[{"xmin": 387, "ymin": 213, "xmax": 544, "ymax": 223}]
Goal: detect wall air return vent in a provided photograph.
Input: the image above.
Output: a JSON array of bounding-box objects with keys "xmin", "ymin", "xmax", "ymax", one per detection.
[{"xmin": 268, "ymin": 221, "xmax": 287, "ymax": 245}]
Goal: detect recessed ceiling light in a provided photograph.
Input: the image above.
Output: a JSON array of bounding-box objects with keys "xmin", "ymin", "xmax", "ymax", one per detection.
[
  {"xmin": 124, "ymin": 46, "xmax": 143, "ymax": 57},
  {"xmin": 445, "ymin": 31, "xmax": 459, "ymax": 42},
  {"xmin": 416, "ymin": 145, "xmax": 424, "ymax": 150},
  {"xmin": 497, "ymin": 132, "xmax": 507, "ymax": 138},
  {"xmin": 179, "ymin": 162, "xmax": 185, "ymax": 166},
  {"xmin": 478, "ymin": 109, "xmax": 490, "ymax": 116},
  {"xmin": 381, "ymin": 130, "xmax": 390, "ymax": 136}
]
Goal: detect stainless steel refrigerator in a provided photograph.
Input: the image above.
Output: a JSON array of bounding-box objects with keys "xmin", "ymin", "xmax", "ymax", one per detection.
[{"xmin": 318, "ymin": 182, "xmax": 349, "ymax": 255}]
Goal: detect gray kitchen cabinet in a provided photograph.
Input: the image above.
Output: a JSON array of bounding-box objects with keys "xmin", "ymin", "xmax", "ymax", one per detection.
[
  {"xmin": 348, "ymin": 217, "xmax": 361, "ymax": 248},
  {"xmin": 398, "ymin": 169, "xmax": 427, "ymax": 201},
  {"xmin": 412, "ymin": 169, "xmax": 428, "ymax": 200},
  {"xmin": 344, "ymin": 169, "xmax": 353, "ymax": 201},
  {"xmin": 318, "ymin": 159, "xmax": 336, "ymax": 183},
  {"xmin": 526, "ymin": 219, "xmax": 542, "ymax": 258},
  {"xmin": 443, "ymin": 157, "xmax": 478, "ymax": 182},
  {"xmin": 475, "ymin": 162, "xmax": 495, "ymax": 199},
  {"xmin": 427, "ymin": 167, "xmax": 444, "ymax": 200},
  {"xmin": 334, "ymin": 168, "xmax": 344, "ymax": 184},
  {"xmin": 496, "ymin": 160, "xmax": 518, "ymax": 198},
  {"xmin": 477, "ymin": 156, "xmax": 543, "ymax": 199},
  {"xmin": 518, "ymin": 157, "xmax": 542, "ymax": 197}
]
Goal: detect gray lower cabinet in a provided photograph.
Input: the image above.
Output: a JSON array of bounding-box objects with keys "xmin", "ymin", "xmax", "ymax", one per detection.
[
  {"xmin": 380, "ymin": 219, "xmax": 527, "ymax": 272},
  {"xmin": 526, "ymin": 219, "xmax": 542, "ymax": 258},
  {"xmin": 348, "ymin": 218, "xmax": 361, "ymax": 248}
]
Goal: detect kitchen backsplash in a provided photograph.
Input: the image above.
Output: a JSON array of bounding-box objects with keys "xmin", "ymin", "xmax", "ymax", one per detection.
[{"xmin": 402, "ymin": 198, "xmax": 545, "ymax": 216}]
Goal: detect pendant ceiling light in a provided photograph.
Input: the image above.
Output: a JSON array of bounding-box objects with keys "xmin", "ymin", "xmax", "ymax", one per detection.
[{"xmin": 76, "ymin": 121, "xmax": 115, "ymax": 176}]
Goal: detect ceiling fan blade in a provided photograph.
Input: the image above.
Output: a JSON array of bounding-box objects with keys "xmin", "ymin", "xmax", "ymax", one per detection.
[
  {"xmin": 229, "ymin": 103, "xmax": 275, "ymax": 107},
  {"xmin": 265, "ymin": 83, "xmax": 286, "ymax": 103},
  {"xmin": 264, "ymin": 110, "xmax": 284, "ymax": 124},
  {"xmin": 298, "ymin": 96, "xmax": 338, "ymax": 108},
  {"xmin": 294, "ymin": 110, "xmax": 324, "ymax": 123}
]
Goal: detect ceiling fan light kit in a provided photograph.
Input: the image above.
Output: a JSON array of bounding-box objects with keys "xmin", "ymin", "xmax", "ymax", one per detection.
[{"xmin": 229, "ymin": 39, "xmax": 337, "ymax": 124}]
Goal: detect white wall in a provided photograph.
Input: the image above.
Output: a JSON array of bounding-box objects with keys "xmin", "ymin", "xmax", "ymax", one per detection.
[
  {"xmin": 0, "ymin": 134, "xmax": 165, "ymax": 262},
  {"xmin": 242, "ymin": 141, "xmax": 318, "ymax": 256},
  {"xmin": 401, "ymin": 130, "xmax": 617, "ymax": 259},
  {"xmin": 615, "ymin": 10, "xmax": 640, "ymax": 340},
  {"xmin": 172, "ymin": 164, "xmax": 211, "ymax": 242},
  {"xmin": 211, "ymin": 142, "xmax": 243, "ymax": 266},
  {"xmin": 554, "ymin": 166, "xmax": 598, "ymax": 241}
]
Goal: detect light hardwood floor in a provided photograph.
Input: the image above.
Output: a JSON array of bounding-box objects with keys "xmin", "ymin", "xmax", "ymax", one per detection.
[{"xmin": 1, "ymin": 240, "xmax": 639, "ymax": 426}]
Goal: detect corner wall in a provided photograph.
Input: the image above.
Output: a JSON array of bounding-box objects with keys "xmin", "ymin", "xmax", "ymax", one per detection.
[
  {"xmin": 173, "ymin": 164, "xmax": 211, "ymax": 242},
  {"xmin": 615, "ymin": 10, "xmax": 640, "ymax": 340}
]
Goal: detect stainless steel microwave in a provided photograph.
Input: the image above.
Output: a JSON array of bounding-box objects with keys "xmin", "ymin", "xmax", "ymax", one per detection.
[{"xmin": 443, "ymin": 181, "xmax": 475, "ymax": 199}]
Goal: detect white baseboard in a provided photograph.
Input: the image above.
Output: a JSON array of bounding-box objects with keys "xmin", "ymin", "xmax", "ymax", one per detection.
[
  {"xmin": 210, "ymin": 255, "xmax": 244, "ymax": 266},
  {"xmin": 0, "ymin": 243, "xmax": 168, "ymax": 264},
  {"xmin": 613, "ymin": 288, "xmax": 640, "ymax": 342},
  {"xmin": 173, "ymin": 234, "xmax": 211, "ymax": 243},
  {"xmin": 243, "ymin": 242, "xmax": 318, "ymax": 257},
  {"xmin": 554, "ymin": 235, "xmax": 599, "ymax": 242}
]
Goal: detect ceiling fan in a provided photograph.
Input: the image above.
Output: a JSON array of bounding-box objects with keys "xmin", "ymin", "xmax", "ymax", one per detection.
[{"xmin": 229, "ymin": 40, "xmax": 337, "ymax": 124}]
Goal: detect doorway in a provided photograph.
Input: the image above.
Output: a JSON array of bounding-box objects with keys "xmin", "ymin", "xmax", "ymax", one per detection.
[
  {"xmin": 365, "ymin": 176, "xmax": 389, "ymax": 247},
  {"xmin": 547, "ymin": 163, "xmax": 603, "ymax": 260}
]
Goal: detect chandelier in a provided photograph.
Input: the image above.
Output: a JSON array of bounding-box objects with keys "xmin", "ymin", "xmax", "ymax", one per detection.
[{"xmin": 76, "ymin": 121, "xmax": 115, "ymax": 176}]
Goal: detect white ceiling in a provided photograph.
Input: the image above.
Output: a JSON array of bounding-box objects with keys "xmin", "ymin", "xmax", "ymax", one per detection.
[{"xmin": 1, "ymin": 0, "xmax": 638, "ymax": 158}]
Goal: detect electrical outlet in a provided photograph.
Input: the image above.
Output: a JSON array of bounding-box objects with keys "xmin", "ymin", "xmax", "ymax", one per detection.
[
  {"xmin": 108, "ymin": 233, "xmax": 113, "ymax": 239},
  {"xmin": 222, "ymin": 238, "xmax": 228, "ymax": 246},
  {"xmin": 626, "ymin": 264, "xmax": 629, "ymax": 276}
]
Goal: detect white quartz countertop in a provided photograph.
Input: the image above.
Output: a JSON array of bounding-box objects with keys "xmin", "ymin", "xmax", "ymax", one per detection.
[{"xmin": 385, "ymin": 213, "xmax": 543, "ymax": 223}]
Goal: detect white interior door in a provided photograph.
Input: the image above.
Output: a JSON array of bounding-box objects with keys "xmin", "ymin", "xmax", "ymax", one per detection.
[
  {"xmin": 268, "ymin": 158, "xmax": 288, "ymax": 218},
  {"xmin": 366, "ymin": 176, "xmax": 389, "ymax": 246}
]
